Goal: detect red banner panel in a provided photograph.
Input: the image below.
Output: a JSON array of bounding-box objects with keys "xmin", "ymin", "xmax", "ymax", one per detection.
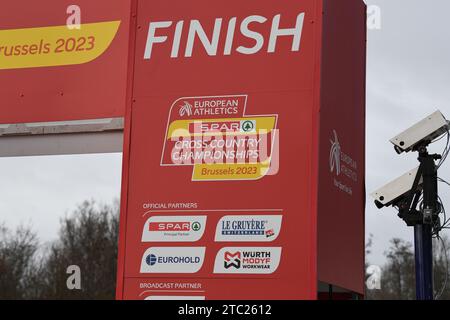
[
  {"xmin": 117, "ymin": 0, "xmax": 366, "ymax": 300},
  {"xmin": 317, "ymin": 0, "xmax": 366, "ymax": 294},
  {"xmin": 0, "ymin": 0, "xmax": 132, "ymax": 123}
]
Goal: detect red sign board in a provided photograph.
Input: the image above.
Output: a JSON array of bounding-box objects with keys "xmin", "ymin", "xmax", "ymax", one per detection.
[
  {"xmin": 0, "ymin": 0, "xmax": 132, "ymax": 124},
  {"xmin": 117, "ymin": 0, "xmax": 366, "ymax": 300},
  {"xmin": 0, "ymin": 0, "xmax": 365, "ymax": 300}
]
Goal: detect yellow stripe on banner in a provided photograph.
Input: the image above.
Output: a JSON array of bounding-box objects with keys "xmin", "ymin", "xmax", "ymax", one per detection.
[
  {"xmin": 192, "ymin": 163, "xmax": 271, "ymax": 181},
  {"xmin": 0, "ymin": 21, "xmax": 121, "ymax": 70},
  {"xmin": 167, "ymin": 117, "xmax": 277, "ymax": 139}
]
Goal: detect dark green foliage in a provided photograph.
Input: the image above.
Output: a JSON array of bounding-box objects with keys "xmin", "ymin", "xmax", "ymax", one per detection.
[{"xmin": 0, "ymin": 200, "xmax": 119, "ymax": 300}]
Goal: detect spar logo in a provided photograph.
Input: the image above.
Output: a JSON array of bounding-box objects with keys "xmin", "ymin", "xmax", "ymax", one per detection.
[
  {"xmin": 328, "ymin": 130, "xmax": 358, "ymax": 196},
  {"xmin": 188, "ymin": 120, "xmax": 258, "ymax": 135},
  {"xmin": 149, "ymin": 221, "xmax": 201, "ymax": 232},
  {"xmin": 215, "ymin": 215, "xmax": 282, "ymax": 242},
  {"xmin": 140, "ymin": 247, "xmax": 205, "ymax": 273},
  {"xmin": 179, "ymin": 101, "xmax": 193, "ymax": 117},
  {"xmin": 214, "ymin": 247, "xmax": 281, "ymax": 274},
  {"xmin": 241, "ymin": 120, "xmax": 256, "ymax": 133},
  {"xmin": 142, "ymin": 216, "xmax": 206, "ymax": 242}
]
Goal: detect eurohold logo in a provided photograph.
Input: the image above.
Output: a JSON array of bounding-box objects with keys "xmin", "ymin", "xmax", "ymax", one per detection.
[
  {"xmin": 329, "ymin": 130, "xmax": 358, "ymax": 196},
  {"xmin": 147, "ymin": 255, "xmax": 200, "ymax": 265},
  {"xmin": 215, "ymin": 215, "xmax": 282, "ymax": 242},
  {"xmin": 214, "ymin": 247, "xmax": 281, "ymax": 274},
  {"xmin": 146, "ymin": 254, "xmax": 158, "ymax": 266},
  {"xmin": 140, "ymin": 247, "xmax": 205, "ymax": 273},
  {"xmin": 144, "ymin": 13, "xmax": 305, "ymax": 59},
  {"xmin": 142, "ymin": 216, "xmax": 207, "ymax": 242}
]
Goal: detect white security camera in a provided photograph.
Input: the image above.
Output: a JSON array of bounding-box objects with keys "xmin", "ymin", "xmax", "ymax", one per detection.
[
  {"xmin": 390, "ymin": 110, "xmax": 449, "ymax": 154},
  {"xmin": 371, "ymin": 166, "xmax": 423, "ymax": 208}
]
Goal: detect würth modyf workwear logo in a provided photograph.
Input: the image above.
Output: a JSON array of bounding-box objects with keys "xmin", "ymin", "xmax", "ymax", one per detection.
[
  {"xmin": 329, "ymin": 129, "xmax": 341, "ymax": 176},
  {"xmin": 214, "ymin": 247, "xmax": 282, "ymax": 274},
  {"xmin": 224, "ymin": 251, "xmax": 241, "ymax": 269}
]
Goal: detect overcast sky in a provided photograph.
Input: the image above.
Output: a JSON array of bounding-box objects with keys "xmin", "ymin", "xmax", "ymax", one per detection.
[
  {"xmin": 0, "ymin": 154, "xmax": 122, "ymax": 243},
  {"xmin": 365, "ymin": 0, "xmax": 450, "ymax": 265},
  {"xmin": 1, "ymin": 0, "xmax": 450, "ymax": 267}
]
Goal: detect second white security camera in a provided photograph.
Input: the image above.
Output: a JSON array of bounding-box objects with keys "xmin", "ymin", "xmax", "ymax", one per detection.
[{"xmin": 371, "ymin": 166, "xmax": 423, "ymax": 208}]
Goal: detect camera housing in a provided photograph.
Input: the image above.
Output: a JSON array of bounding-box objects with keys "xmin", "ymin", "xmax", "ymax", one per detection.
[
  {"xmin": 371, "ymin": 166, "xmax": 422, "ymax": 208},
  {"xmin": 390, "ymin": 110, "xmax": 449, "ymax": 154}
]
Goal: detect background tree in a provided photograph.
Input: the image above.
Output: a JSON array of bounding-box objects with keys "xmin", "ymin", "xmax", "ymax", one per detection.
[
  {"xmin": 0, "ymin": 200, "xmax": 120, "ymax": 299},
  {"xmin": 379, "ymin": 238, "xmax": 416, "ymax": 299},
  {"xmin": 37, "ymin": 200, "xmax": 119, "ymax": 299},
  {"xmin": 0, "ymin": 224, "xmax": 39, "ymax": 299},
  {"xmin": 366, "ymin": 235, "xmax": 450, "ymax": 300}
]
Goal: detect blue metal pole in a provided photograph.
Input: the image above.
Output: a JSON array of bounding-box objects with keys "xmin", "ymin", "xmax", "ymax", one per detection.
[{"xmin": 414, "ymin": 224, "xmax": 433, "ymax": 300}]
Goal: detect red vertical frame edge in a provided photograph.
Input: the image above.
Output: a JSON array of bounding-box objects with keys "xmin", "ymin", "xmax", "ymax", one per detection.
[
  {"xmin": 116, "ymin": 0, "xmax": 138, "ymax": 300},
  {"xmin": 309, "ymin": 0, "xmax": 324, "ymax": 299},
  {"xmin": 317, "ymin": 0, "xmax": 367, "ymax": 295}
]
